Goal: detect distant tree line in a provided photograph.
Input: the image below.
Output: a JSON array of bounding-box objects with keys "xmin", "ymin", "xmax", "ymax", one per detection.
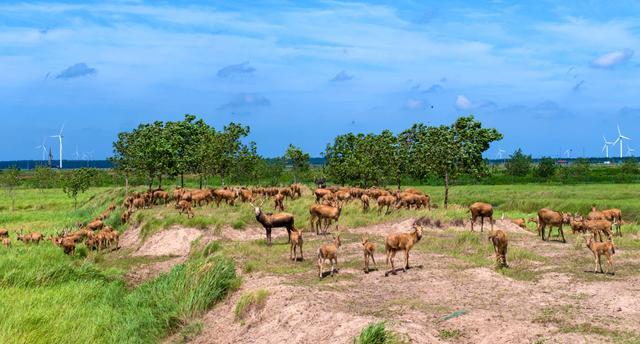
[
  {"xmin": 110, "ymin": 114, "xmax": 312, "ymax": 191},
  {"xmin": 323, "ymin": 116, "xmax": 503, "ymax": 206}
]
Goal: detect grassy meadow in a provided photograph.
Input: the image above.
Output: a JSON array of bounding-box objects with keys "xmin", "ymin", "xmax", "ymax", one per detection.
[{"xmin": 1, "ymin": 182, "xmax": 639, "ymax": 343}]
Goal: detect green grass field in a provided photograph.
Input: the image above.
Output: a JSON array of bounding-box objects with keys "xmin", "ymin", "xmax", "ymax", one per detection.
[{"xmin": 1, "ymin": 183, "xmax": 639, "ymax": 343}]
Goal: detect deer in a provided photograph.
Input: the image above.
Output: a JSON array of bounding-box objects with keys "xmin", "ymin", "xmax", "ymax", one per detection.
[
  {"xmin": 317, "ymin": 234, "xmax": 341, "ymax": 279},
  {"xmin": 16, "ymin": 231, "xmax": 43, "ymax": 244},
  {"xmin": 290, "ymin": 183, "xmax": 302, "ymax": 199},
  {"xmin": 360, "ymin": 194, "xmax": 370, "ymax": 212},
  {"xmin": 2, "ymin": 238, "xmax": 10, "ymax": 248},
  {"xmin": 589, "ymin": 205, "xmax": 623, "ymax": 237},
  {"xmin": 0, "ymin": 228, "xmax": 8, "ymax": 238},
  {"xmin": 308, "ymin": 202, "xmax": 343, "ymax": 235},
  {"xmin": 289, "ymin": 228, "xmax": 303, "ymax": 261},
  {"xmin": 213, "ymin": 188, "xmax": 238, "ymax": 207},
  {"xmin": 385, "ymin": 225, "xmax": 423, "ymax": 276},
  {"xmin": 274, "ymin": 193, "xmax": 285, "ymax": 212},
  {"xmin": 176, "ymin": 200, "xmax": 195, "ymax": 218},
  {"xmin": 469, "ymin": 202, "xmax": 493, "ymax": 232},
  {"xmin": 377, "ymin": 195, "xmax": 397, "ymax": 215},
  {"xmin": 584, "ymin": 235, "xmax": 615, "ymax": 275},
  {"xmin": 252, "ymin": 201, "xmax": 295, "ymax": 245},
  {"xmin": 537, "ymin": 208, "xmax": 571, "ymax": 242},
  {"xmin": 488, "ymin": 230, "xmax": 508, "ymax": 268},
  {"xmin": 314, "ymin": 188, "xmax": 333, "ymax": 203},
  {"xmin": 362, "ymin": 237, "xmax": 377, "ymax": 273},
  {"xmin": 153, "ymin": 190, "xmax": 169, "ymax": 205}
]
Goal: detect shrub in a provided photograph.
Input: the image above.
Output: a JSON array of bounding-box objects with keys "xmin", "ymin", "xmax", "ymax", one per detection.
[{"xmin": 355, "ymin": 322, "xmax": 401, "ymax": 344}]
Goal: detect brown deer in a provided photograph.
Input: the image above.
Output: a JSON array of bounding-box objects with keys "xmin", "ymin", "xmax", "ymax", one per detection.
[
  {"xmin": 360, "ymin": 194, "xmax": 370, "ymax": 212},
  {"xmin": 488, "ymin": 230, "xmax": 508, "ymax": 268},
  {"xmin": 537, "ymin": 208, "xmax": 571, "ymax": 242},
  {"xmin": 585, "ymin": 235, "xmax": 615, "ymax": 274},
  {"xmin": 252, "ymin": 203, "xmax": 295, "ymax": 245},
  {"xmin": 317, "ymin": 234, "xmax": 341, "ymax": 279},
  {"xmin": 289, "ymin": 228, "xmax": 303, "ymax": 261},
  {"xmin": 589, "ymin": 205, "xmax": 623, "ymax": 237},
  {"xmin": 308, "ymin": 202, "xmax": 343, "ymax": 235},
  {"xmin": 469, "ymin": 202, "xmax": 493, "ymax": 232},
  {"xmin": 362, "ymin": 237, "xmax": 377, "ymax": 273},
  {"xmin": 377, "ymin": 195, "xmax": 397, "ymax": 215},
  {"xmin": 385, "ymin": 225, "xmax": 423, "ymax": 276},
  {"xmin": 176, "ymin": 200, "xmax": 195, "ymax": 218},
  {"xmin": 274, "ymin": 193, "xmax": 285, "ymax": 212}
]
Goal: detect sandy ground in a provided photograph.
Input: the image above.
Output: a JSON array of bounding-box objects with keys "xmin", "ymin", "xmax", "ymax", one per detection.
[{"xmin": 119, "ymin": 217, "xmax": 639, "ymax": 343}]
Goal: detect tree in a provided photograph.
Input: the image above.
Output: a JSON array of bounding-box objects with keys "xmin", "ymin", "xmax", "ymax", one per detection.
[
  {"xmin": 211, "ymin": 123, "xmax": 250, "ymax": 186},
  {"xmin": 284, "ymin": 144, "xmax": 310, "ymax": 183},
  {"xmin": 505, "ymin": 148, "xmax": 532, "ymax": 177},
  {"xmin": 324, "ymin": 130, "xmax": 402, "ymax": 187},
  {"xmin": 404, "ymin": 116, "xmax": 502, "ymax": 208},
  {"xmin": 33, "ymin": 165, "xmax": 56, "ymax": 191},
  {"xmin": 165, "ymin": 114, "xmax": 208, "ymax": 187},
  {"xmin": 62, "ymin": 168, "xmax": 93, "ymax": 209},
  {"xmin": 536, "ymin": 157, "xmax": 557, "ymax": 178},
  {"xmin": 1, "ymin": 166, "xmax": 21, "ymax": 211}
]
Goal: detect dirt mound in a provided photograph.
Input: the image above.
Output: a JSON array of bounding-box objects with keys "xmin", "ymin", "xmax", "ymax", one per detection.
[
  {"xmin": 125, "ymin": 257, "xmax": 186, "ymax": 287},
  {"xmin": 133, "ymin": 227, "xmax": 202, "ymax": 257}
]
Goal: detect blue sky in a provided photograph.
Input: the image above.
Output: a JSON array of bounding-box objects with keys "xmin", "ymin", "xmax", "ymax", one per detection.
[{"xmin": 1, "ymin": 0, "xmax": 639, "ymax": 160}]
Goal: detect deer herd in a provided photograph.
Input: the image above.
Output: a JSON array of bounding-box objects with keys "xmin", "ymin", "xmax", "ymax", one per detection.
[{"xmin": 1, "ymin": 182, "xmax": 626, "ymax": 278}]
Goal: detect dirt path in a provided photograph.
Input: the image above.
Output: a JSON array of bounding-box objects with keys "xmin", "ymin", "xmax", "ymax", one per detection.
[{"xmin": 180, "ymin": 219, "xmax": 640, "ymax": 344}]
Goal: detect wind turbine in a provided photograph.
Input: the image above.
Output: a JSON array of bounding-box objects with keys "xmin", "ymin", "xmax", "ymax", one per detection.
[
  {"xmin": 612, "ymin": 124, "xmax": 631, "ymax": 159},
  {"xmin": 564, "ymin": 149, "xmax": 572, "ymax": 159},
  {"xmin": 75, "ymin": 146, "xmax": 80, "ymax": 160},
  {"xmin": 50, "ymin": 124, "xmax": 64, "ymax": 169},
  {"xmin": 602, "ymin": 136, "xmax": 614, "ymax": 158},
  {"xmin": 627, "ymin": 145, "xmax": 635, "ymax": 156},
  {"xmin": 496, "ymin": 149, "xmax": 506, "ymax": 160},
  {"xmin": 34, "ymin": 137, "xmax": 47, "ymax": 161}
]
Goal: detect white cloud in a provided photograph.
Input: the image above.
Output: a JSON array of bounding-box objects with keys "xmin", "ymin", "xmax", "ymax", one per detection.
[
  {"xmin": 455, "ymin": 95, "xmax": 496, "ymax": 111},
  {"xmin": 590, "ymin": 49, "xmax": 634, "ymax": 68},
  {"xmin": 455, "ymin": 95, "xmax": 473, "ymax": 110}
]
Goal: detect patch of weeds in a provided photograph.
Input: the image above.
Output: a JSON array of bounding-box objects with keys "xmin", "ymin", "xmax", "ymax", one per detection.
[
  {"xmin": 355, "ymin": 322, "xmax": 405, "ymax": 344},
  {"xmin": 438, "ymin": 328, "xmax": 463, "ymax": 340},
  {"xmin": 534, "ymin": 305, "xmax": 574, "ymax": 326},
  {"xmin": 176, "ymin": 321, "xmax": 203, "ymax": 344},
  {"xmin": 560, "ymin": 323, "xmax": 640, "ymax": 343},
  {"xmin": 202, "ymin": 241, "xmax": 221, "ymax": 257},
  {"xmin": 234, "ymin": 289, "xmax": 269, "ymax": 322},
  {"xmin": 244, "ymin": 260, "xmax": 257, "ymax": 273},
  {"xmin": 232, "ymin": 219, "xmax": 246, "ymax": 229}
]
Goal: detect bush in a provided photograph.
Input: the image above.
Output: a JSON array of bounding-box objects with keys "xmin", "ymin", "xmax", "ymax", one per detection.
[
  {"xmin": 536, "ymin": 157, "xmax": 557, "ymax": 178},
  {"xmin": 355, "ymin": 322, "xmax": 401, "ymax": 344}
]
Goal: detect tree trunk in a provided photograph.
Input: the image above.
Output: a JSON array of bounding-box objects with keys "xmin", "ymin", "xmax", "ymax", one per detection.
[
  {"xmin": 396, "ymin": 175, "xmax": 401, "ymax": 190},
  {"xmin": 125, "ymin": 175, "xmax": 129, "ymax": 195},
  {"xmin": 158, "ymin": 175, "xmax": 163, "ymax": 190},
  {"xmin": 221, "ymin": 171, "xmax": 225, "ymax": 186},
  {"xmin": 181, "ymin": 173, "xmax": 184, "ymax": 188},
  {"xmin": 444, "ymin": 171, "xmax": 449, "ymax": 209},
  {"xmin": 148, "ymin": 176, "xmax": 154, "ymax": 190},
  {"xmin": 199, "ymin": 174, "xmax": 203, "ymax": 189}
]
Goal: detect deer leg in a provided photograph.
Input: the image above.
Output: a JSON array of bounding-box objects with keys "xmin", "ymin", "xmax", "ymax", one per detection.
[
  {"xmin": 266, "ymin": 228, "xmax": 272, "ymax": 246},
  {"xmin": 390, "ymin": 250, "xmax": 397, "ymax": 275},
  {"xmin": 404, "ymin": 249, "xmax": 409, "ymax": 272},
  {"xmin": 490, "ymin": 216, "xmax": 494, "ymax": 232},
  {"xmin": 318, "ymin": 258, "xmax": 323, "ymax": 279},
  {"xmin": 299, "ymin": 244, "xmax": 303, "ymax": 261},
  {"xmin": 364, "ymin": 253, "xmax": 368, "ymax": 272},
  {"xmin": 371, "ymin": 253, "xmax": 377, "ymax": 267},
  {"xmin": 559, "ymin": 225, "xmax": 566, "ymax": 243}
]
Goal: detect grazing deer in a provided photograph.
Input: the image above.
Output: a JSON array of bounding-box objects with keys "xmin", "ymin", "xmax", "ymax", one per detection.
[
  {"xmin": 469, "ymin": 202, "xmax": 493, "ymax": 232},
  {"xmin": 317, "ymin": 234, "xmax": 341, "ymax": 279},
  {"xmin": 488, "ymin": 230, "xmax": 508, "ymax": 268},
  {"xmin": 362, "ymin": 237, "xmax": 376, "ymax": 273},
  {"xmin": 274, "ymin": 193, "xmax": 285, "ymax": 212}
]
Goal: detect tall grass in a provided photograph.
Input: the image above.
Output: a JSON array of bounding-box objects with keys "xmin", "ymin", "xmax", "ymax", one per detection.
[
  {"xmin": 355, "ymin": 322, "xmax": 402, "ymax": 344},
  {"xmin": 0, "ymin": 255, "xmax": 238, "ymax": 344}
]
